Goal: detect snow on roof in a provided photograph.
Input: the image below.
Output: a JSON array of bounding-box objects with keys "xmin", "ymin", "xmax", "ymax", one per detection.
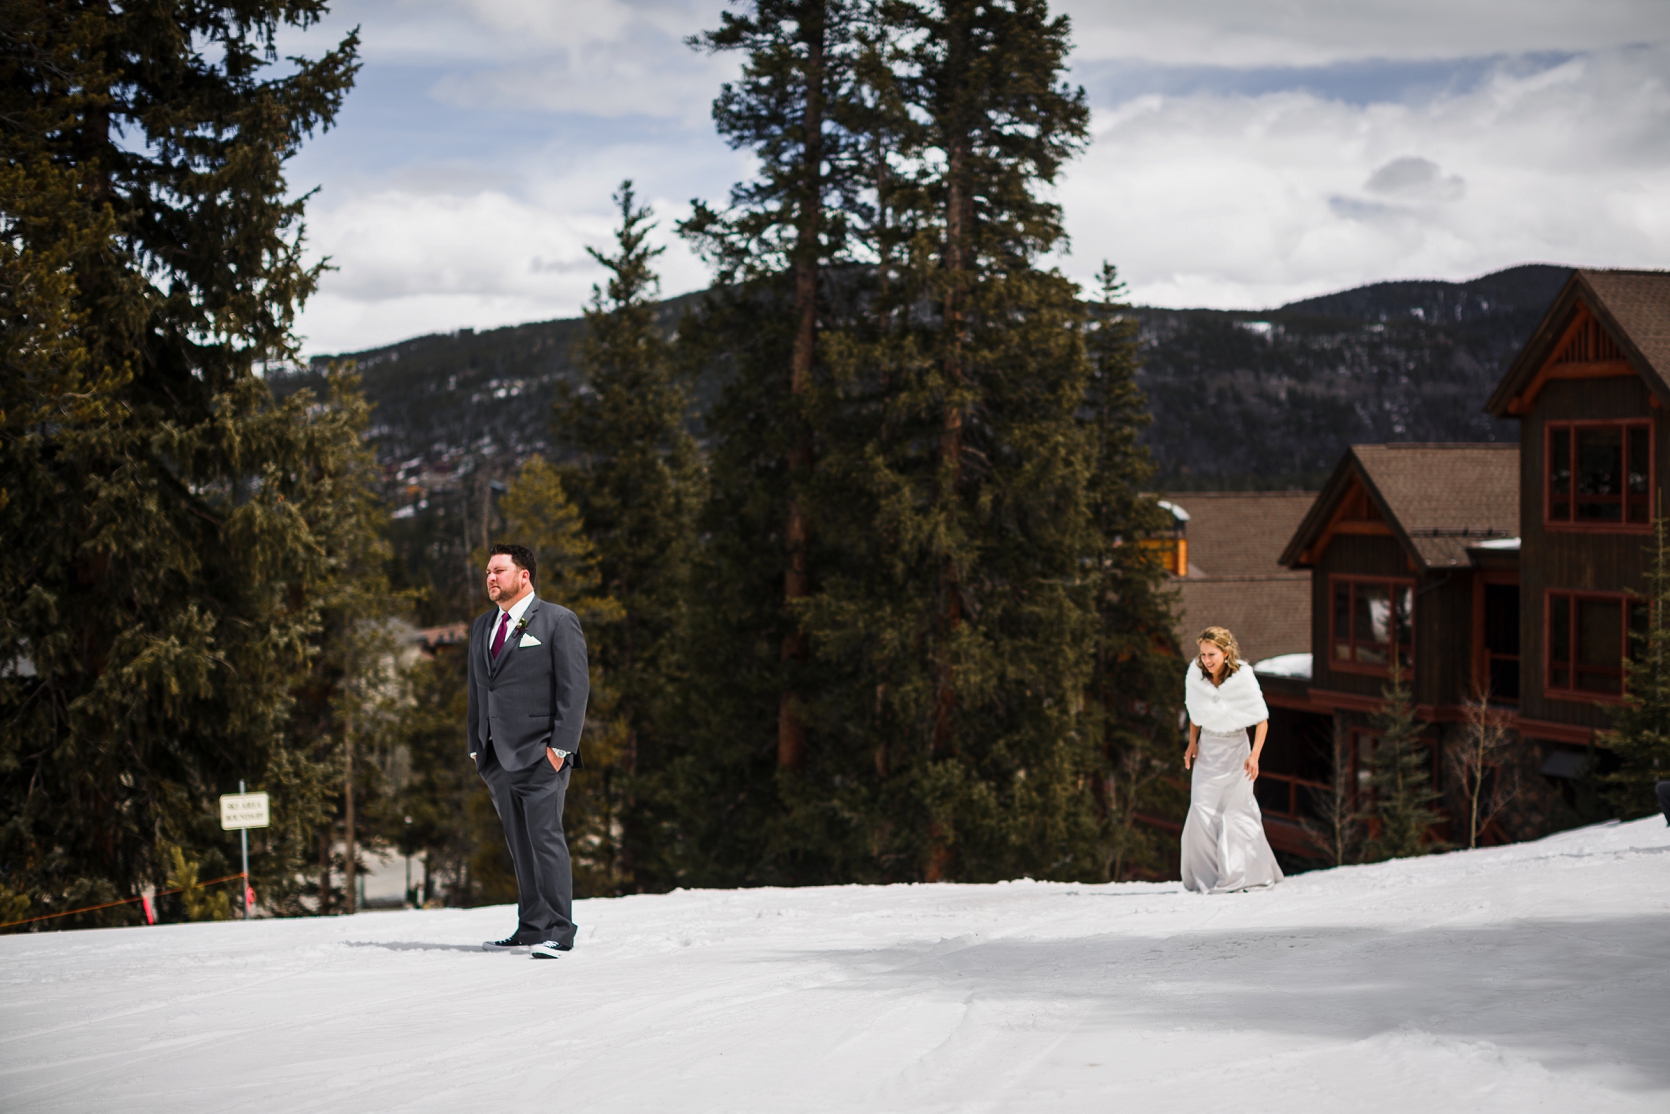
[
  {"xmin": 1155, "ymin": 498, "xmax": 1189, "ymax": 522},
  {"xmin": 1471, "ymin": 536, "xmax": 1521, "ymax": 551},
  {"xmin": 1253, "ymin": 652, "xmax": 1312, "ymax": 679}
]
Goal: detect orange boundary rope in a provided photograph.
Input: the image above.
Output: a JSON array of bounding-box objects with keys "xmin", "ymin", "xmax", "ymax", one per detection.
[{"xmin": 0, "ymin": 872, "xmax": 249, "ymax": 930}]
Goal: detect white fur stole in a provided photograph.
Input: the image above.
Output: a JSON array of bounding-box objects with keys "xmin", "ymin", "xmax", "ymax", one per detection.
[{"xmin": 1184, "ymin": 659, "xmax": 1269, "ymax": 734}]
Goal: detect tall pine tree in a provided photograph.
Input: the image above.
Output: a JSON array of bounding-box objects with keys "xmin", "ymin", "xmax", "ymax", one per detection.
[
  {"xmin": 552, "ymin": 184, "xmax": 701, "ymax": 890},
  {"xmin": 1083, "ymin": 264, "xmax": 1185, "ymax": 881},
  {"xmin": 685, "ymin": 1, "xmax": 863, "ymax": 773},
  {"xmin": 672, "ymin": 0, "xmax": 1168, "ymax": 886},
  {"xmin": 0, "ymin": 1, "xmax": 367, "ymax": 925},
  {"xmin": 1364, "ymin": 662, "xmax": 1446, "ymax": 860},
  {"xmin": 801, "ymin": 0, "xmax": 1101, "ymax": 881},
  {"xmin": 666, "ymin": 1, "xmax": 870, "ymax": 885}
]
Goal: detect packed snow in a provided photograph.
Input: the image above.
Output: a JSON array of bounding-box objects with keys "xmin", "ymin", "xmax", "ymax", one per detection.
[{"xmin": 4, "ymin": 818, "xmax": 1669, "ymax": 1112}]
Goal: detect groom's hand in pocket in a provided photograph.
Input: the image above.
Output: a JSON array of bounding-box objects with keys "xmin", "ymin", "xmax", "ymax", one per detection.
[{"xmin": 546, "ymin": 747, "xmax": 565, "ymax": 773}]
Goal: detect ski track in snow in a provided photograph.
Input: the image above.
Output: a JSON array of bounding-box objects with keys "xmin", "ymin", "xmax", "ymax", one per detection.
[{"xmin": 3, "ymin": 818, "xmax": 1669, "ymax": 1112}]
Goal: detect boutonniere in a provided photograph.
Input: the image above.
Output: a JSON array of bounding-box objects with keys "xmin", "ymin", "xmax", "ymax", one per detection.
[{"xmin": 514, "ymin": 617, "xmax": 530, "ymax": 636}]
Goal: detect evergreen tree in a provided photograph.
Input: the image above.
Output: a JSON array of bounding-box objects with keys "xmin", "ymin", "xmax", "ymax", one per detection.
[
  {"xmin": 797, "ymin": 0, "xmax": 1099, "ymax": 881},
  {"xmin": 272, "ymin": 368, "xmax": 395, "ymax": 917},
  {"xmin": 551, "ymin": 187, "xmax": 700, "ymax": 890},
  {"xmin": 1364, "ymin": 663, "xmax": 1446, "ymax": 860},
  {"xmin": 0, "ymin": 1, "xmax": 364, "ymax": 926},
  {"xmin": 661, "ymin": 283, "xmax": 815, "ymax": 885},
  {"xmin": 686, "ymin": 1, "xmax": 863, "ymax": 771},
  {"xmin": 1603, "ymin": 514, "xmax": 1670, "ymax": 818},
  {"xmin": 385, "ymin": 650, "xmax": 476, "ymax": 906},
  {"xmin": 0, "ymin": 1, "xmax": 143, "ymax": 444},
  {"xmin": 1082, "ymin": 265, "xmax": 1185, "ymax": 881},
  {"xmin": 673, "ymin": 0, "xmax": 1153, "ymax": 886}
]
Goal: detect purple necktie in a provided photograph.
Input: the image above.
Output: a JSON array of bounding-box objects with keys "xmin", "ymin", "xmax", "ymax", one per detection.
[{"xmin": 491, "ymin": 611, "xmax": 511, "ymax": 659}]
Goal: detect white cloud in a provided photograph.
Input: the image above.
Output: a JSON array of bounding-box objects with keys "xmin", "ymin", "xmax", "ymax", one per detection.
[
  {"xmin": 415, "ymin": 0, "xmax": 736, "ymax": 121},
  {"xmin": 285, "ymin": 0, "xmax": 748, "ymax": 352},
  {"xmin": 1055, "ymin": 46, "xmax": 1670, "ymax": 309},
  {"xmin": 1363, "ymin": 157, "xmax": 1465, "ymax": 201},
  {"xmin": 1058, "ymin": 0, "xmax": 1664, "ymax": 66},
  {"xmin": 307, "ymin": 0, "xmax": 727, "ymax": 63},
  {"xmin": 299, "ymin": 180, "xmax": 716, "ymax": 353},
  {"xmin": 442, "ymin": 0, "xmax": 712, "ymax": 48},
  {"xmin": 428, "ymin": 52, "xmax": 729, "ymax": 122},
  {"xmin": 288, "ymin": 1, "xmax": 1670, "ymax": 354}
]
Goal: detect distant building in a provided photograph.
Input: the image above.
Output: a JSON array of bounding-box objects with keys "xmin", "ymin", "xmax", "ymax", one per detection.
[
  {"xmin": 1157, "ymin": 491, "xmax": 1315, "ymax": 665},
  {"xmin": 1267, "ymin": 444, "xmax": 1518, "ymax": 854},
  {"xmin": 1485, "ymin": 269, "xmax": 1670, "ymax": 748},
  {"xmin": 417, "ymin": 622, "xmax": 470, "ymax": 657},
  {"xmin": 1248, "ymin": 268, "xmax": 1670, "ymax": 859}
]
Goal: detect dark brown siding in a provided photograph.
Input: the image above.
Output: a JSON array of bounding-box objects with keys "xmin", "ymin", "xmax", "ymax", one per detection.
[
  {"xmin": 1418, "ymin": 568, "xmax": 1477, "ymax": 707},
  {"xmin": 1519, "ymin": 376, "xmax": 1663, "ymax": 728}
]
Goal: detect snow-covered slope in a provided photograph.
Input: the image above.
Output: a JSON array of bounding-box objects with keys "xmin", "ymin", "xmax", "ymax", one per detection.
[{"xmin": 5, "ymin": 818, "xmax": 1668, "ymax": 1113}]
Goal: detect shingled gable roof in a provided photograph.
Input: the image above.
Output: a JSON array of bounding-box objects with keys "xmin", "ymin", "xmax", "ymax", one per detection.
[
  {"xmin": 1160, "ymin": 492, "xmax": 1315, "ymax": 662},
  {"xmin": 1160, "ymin": 491, "xmax": 1316, "ymax": 578},
  {"xmin": 1485, "ymin": 268, "xmax": 1670, "ymax": 417},
  {"xmin": 1280, "ymin": 444, "xmax": 1519, "ymax": 572}
]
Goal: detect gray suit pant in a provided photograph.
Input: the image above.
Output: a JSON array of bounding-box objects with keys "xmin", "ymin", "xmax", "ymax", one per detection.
[{"xmin": 481, "ymin": 745, "xmax": 576, "ymax": 948}]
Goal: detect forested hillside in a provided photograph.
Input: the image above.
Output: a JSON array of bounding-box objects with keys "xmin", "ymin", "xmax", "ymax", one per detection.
[
  {"xmin": 1136, "ymin": 263, "xmax": 1567, "ymax": 487},
  {"xmin": 294, "ymin": 263, "xmax": 1567, "ymax": 496},
  {"xmin": 300, "ymin": 289, "xmax": 710, "ymax": 472}
]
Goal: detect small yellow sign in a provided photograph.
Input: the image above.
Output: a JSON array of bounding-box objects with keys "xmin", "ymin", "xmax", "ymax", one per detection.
[{"xmin": 219, "ymin": 792, "xmax": 270, "ymax": 830}]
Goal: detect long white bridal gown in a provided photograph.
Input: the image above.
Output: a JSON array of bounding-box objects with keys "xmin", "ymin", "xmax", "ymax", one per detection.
[{"xmin": 1180, "ymin": 661, "xmax": 1285, "ymax": 894}]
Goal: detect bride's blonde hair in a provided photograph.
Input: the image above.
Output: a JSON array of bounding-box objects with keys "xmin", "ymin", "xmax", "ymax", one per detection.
[{"xmin": 1196, "ymin": 626, "xmax": 1244, "ymax": 678}]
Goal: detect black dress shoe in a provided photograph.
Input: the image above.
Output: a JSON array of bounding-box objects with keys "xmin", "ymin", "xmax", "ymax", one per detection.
[{"xmin": 482, "ymin": 937, "xmax": 531, "ymax": 952}]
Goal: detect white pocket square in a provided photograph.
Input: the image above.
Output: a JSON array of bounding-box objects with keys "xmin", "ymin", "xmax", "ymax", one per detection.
[{"xmin": 518, "ymin": 634, "xmax": 542, "ymax": 647}]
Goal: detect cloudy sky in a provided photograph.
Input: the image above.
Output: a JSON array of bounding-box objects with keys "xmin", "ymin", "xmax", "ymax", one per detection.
[{"xmin": 283, "ymin": 0, "xmax": 1670, "ymax": 356}]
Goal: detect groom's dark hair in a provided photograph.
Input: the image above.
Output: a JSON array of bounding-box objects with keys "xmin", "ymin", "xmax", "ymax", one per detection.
[{"xmin": 491, "ymin": 543, "xmax": 537, "ymax": 585}]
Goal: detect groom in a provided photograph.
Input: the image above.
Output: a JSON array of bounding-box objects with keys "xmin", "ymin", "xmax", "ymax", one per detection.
[{"xmin": 467, "ymin": 543, "xmax": 589, "ymax": 959}]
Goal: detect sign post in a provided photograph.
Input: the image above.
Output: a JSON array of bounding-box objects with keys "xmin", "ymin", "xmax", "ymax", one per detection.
[{"xmin": 220, "ymin": 783, "xmax": 270, "ymax": 920}]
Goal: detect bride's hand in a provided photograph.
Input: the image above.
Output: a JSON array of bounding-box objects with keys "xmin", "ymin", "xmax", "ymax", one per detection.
[
  {"xmin": 1243, "ymin": 754, "xmax": 1259, "ymax": 781},
  {"xmin": 1183, "ymin": 743, "xmax": 1198, "ymax": 769}
]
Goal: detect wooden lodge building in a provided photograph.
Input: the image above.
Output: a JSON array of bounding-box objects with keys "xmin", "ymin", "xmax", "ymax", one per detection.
[{"xmin": 1213, "ymin": 268, "xmax": 1670, "ymax": 859}]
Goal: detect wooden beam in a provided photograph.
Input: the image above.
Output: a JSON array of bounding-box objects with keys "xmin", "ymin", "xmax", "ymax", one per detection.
[
  {"xmin": 1507, "ymin": 360, "xmax": 1637, "ymax": 414},
  {"xmin": 1329, "ymin": 520, "xmax": 1394, "ymax": 536},
  {"xmin": 1300, "ymin": 472, "xmax": 1395, "ymax": 562},
  {"xmin": 1510, "ymin": 716, "xmax": 1594, "ymax": 746},
  {"xmin": 1506, "ymin": 303, "xmax": 1639, "ymax": 414}
]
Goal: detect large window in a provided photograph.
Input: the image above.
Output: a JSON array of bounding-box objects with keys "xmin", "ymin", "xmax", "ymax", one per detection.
[
  {"xmin": 1546, "ymin": 590, "xmax": 1645, "ymax": 700},
  {"xmin": 1331, "ymin": 576, "xmax": 1414, "ymax": 674},
  {"xmin": 1547, "ymin": 421, "xmax": 1651, "ymax": 528},
  {"xmin": 1483, "ymin": 582, "xmax": 1520, "ymax": 702}
]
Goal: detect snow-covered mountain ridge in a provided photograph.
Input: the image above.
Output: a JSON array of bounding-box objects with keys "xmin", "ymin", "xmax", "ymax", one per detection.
[{"xmin": 5, "ymin": 815, "xmax": 1666, "ymax": 1112}]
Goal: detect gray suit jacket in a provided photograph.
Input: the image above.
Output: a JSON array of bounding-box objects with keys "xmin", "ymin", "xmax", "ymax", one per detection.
[{"xmin": 467, "ymin": 596, "xmax": 589, "ymax": 773}]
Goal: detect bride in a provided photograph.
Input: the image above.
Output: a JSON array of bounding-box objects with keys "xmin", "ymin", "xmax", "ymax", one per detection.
[{"xmin": 1181, "ymin": 626, "xmax": 1284, "ymax": 893}]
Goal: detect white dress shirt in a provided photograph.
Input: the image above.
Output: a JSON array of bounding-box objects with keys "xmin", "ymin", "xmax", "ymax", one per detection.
[{"xmin": 487, "ymin": 591, "xmax": 537, "ymax": 660}]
